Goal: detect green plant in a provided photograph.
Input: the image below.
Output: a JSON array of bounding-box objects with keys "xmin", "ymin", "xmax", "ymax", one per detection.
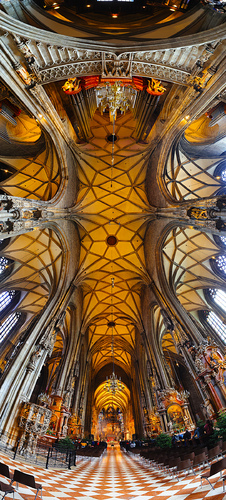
[
  {"xmin": 57, "ymin": 436, "xmax": 75, "ymax": 450},
  {"xmin": 46, "ymin": 429, "xmax": 54, "ymax": 436},
  {"xmin": 197, "ymin": 419, "xmax": 205, "ymax": 430},
  {"xmin": 208, "ymin": 429, "xmax": 219, "ymax": 447},
  {"xmin": 216, "ymin": 411, "xmax": 226, "ymax": 441},
  {"xmin": 156, "ymin": 433, "xmax": 172, "ymax": 449}
]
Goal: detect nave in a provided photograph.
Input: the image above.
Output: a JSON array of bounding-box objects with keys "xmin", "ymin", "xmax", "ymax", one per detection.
[{"xmin": 0, "ymin": 446, "xmax": 225, "ymax": 500}]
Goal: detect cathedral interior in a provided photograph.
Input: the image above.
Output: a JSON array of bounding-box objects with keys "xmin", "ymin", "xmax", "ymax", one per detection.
[{"xmin": 0, "ymin": 0, "xmax": 226, "ymax": 451}]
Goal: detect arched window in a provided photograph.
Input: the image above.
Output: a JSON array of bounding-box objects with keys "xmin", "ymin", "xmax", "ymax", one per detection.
[
  {"xmin": 0, "ymin": 163, "xmax": 16, "ymax": 182},
  {"xmin": 221, "ymin": 170, "xmax": 226, "ymax": 182},
  {"xmin": 220, "ymin": 236, "xmax": 226, "ymax": 246},
  {"xmin": 215, "ymin": 255, "xmax": 226, "ymax": 275},
  {"xmin": 0, "ymin": 290, "xmax": 16, "ymax": 312},
  {"xmin": 202, "ymin": 288, "xmax": 226, "ymax": 344},
  {"xmin": 214, "ymin": 160, "xmax": 226, "ymax": 182},
  {"xmin": 0, "ymin": 312, "xmax": 21, "ymax": 345},
  {"xmin": 0, "ymin": 238, "xmax": 10, "ymax": 251},
  {"xmin": 210, "ymin": 254, "xmax": 226, "ymax": 277},
  {"xmin": 0, "ymin": 257, "xmax": 9, "ymax": 274},
  {"xmin": 0, "ymin": 256, "xmax": 13, "ymax": 280},
  {"xmin": 205, "ymin": 310, "xmax": 226, "ymax": 344},
  {"xmin": 209, "ymin": 288, "xmax": 226, "ymax": 312}
]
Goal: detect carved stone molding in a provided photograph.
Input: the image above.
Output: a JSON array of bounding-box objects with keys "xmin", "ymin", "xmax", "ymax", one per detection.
[{"xmin": 8, "ymin": 34, "xmax": 224, "ymax": 86}]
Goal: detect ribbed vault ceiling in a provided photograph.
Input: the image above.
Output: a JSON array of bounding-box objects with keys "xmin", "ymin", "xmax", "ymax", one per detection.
[{"xmin": 74, "ymin": 110, "xmax": 150, "ymax": 382}]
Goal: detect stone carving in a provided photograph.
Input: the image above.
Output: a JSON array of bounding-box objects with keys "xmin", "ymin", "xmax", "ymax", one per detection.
[
  {"xmin": 190, "ymin": 340, "xmax": 226, "ymax": 404},
  {"xmin": 146, "ymin": 360, "xmax": 152, "ymax": 380},
  {"xmin": 195, "ymin": 355, "xmax": 206, "ymax": 374},
  {"xmin": 39, "ymin": 312, "xmax": 65, "ymax": 358},
  {"xmin": 39, "ymin": 62, "xmax": 102, "ymax": 84},
  {"xmin": 0, "ymin": 195, "xmax": 52, "ymax": 238},
  {"xmin": 27, "ymin": 346, "xmax": 42, "ymax": 372},
  {"xmin": 157, "ymin": 387, "xmax": 190, "ymax": 410},
  {"xmin": 38, "ymin": 393, "xmax": 52, "ymax": 407},
  {"xmin": 40, "ymin": 320, "xmax": 57, "ymax": 356},
  {"xmin": 131, "ymin": 62, "xmax": 189, "ymax": 84},
  {"xmin": 160, "ymin": 309, "xmax": 174, "ymax": 331},
  {"xmin": 187, "ymin": 198, "xmax": 226, "ymax": 229},
  {"xmin": 201, "ymin": 399, "xmax": 215, "ymax": 418},
  {"xmin": 19, "ymin": 402, "xmax": 52, "ymax": 456},
  {"xmin": 102, "ymin": 53, "xmax": 132, "ymax": 79},
  {"xmin": 11, "ymin": 34, "xmax": 219, "ymax": 86}
]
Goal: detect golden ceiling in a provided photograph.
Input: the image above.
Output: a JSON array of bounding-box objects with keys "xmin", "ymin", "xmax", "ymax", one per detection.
[{"xmin": 73, "ymin": 110, "xmax": 151, "ymax": 407}]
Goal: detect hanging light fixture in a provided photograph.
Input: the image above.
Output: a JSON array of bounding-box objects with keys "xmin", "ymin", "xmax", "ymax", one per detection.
[
  {"xmin": 96, "ymin": 81, "xmax": 136, "ymax": 123},
  {"xmin": 104, "ymin": 278, "xmax": 125, "ymax": 394},
  {"xmin": 96, "ymin": 81, "xmax": 136, "ymax": 184}
]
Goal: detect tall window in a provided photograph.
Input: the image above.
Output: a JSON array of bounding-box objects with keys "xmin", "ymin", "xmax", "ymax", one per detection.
[
  {"xmin": 220, "ymin": 235, "xmax": 226, "ymax": 246},
  {"xmin": 202, "ymin": 289, "xmax": 226, "ymax": 344},
  {"xmin": 206, "ymin": 311, "xmax": 226, "ymax": 344},
  {"xmin": 215, "ymin": 254, "xmax": 226, "ymax": 275},
  {"xmin": 0, "ymin": 312, "xmax": 21, "ymax": 344},
  {"xmin": 209, "ymin": 288, "xmax": 226, "ymax": 311},
  {"xmin": 0, "ymin": 257, "xmax": 9, "ymax": 275},
  {"xmin": 0, "ymin": 290, "xmax": 16, "ymax": 312},
  {"xmin": 221, "ymin": 169, "xmax": 226, "ymax": 182},
  {"xmin": 0, "ymin": 255, "xmax": 13, "ymax": 280}
]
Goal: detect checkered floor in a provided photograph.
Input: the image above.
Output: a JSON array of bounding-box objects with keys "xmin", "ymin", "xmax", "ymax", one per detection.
[{"xmin": 0, "ymin": 446, "xmax": 226, "ymax": 500}]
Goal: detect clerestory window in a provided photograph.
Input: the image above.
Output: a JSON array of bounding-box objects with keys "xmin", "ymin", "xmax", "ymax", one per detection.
[
  {"xmin": 0, "ymin": 290, "xmax": 16, "ymax": 312},
  {"xmin": 209, "ymin": 288, "xmax": 226, "ymax": 312},
  {"xmin": 206, "ymin": 310, "xmax": 226, "ymax": 344},
  {"xmin": 210, "ymin": 253, "xmax": 226, "ymax": 278},
  {"xmin": 201, "ymin": 288, "xmax": 226, "ymax": 344},
  {"xmin": 0, "ymin": 256, "xmax": 13, "ymax": 280},
  {"xmin": 0, "ymin": 312, "xmax": 21, "ymax": 345},
  {"xmin": 0, "ymin": 257, "xmax": 9, "ymax": 275}
]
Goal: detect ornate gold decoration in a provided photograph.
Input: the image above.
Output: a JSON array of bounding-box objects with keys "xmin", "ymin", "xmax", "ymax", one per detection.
[
  {"xmin": 146, "ymin": 79, "xmax": 166, "ymax": 96},
  {"xmin": 96, "ymin": 81, "xmax": 136, "ymax": 123},
  {"xmin": 62, "ymin": 78, "xmax": 81, "ymax": 94}
]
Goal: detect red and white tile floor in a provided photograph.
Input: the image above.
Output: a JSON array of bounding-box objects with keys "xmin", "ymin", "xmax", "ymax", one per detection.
[{"xmin": 0, "ymin": 445, "xmax": 226, "ymax": 500}]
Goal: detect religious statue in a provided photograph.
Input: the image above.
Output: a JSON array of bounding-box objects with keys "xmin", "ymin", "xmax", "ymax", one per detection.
[{"xmin": 201, "ymin": 399, "xmax": 215, "ymax": 418}]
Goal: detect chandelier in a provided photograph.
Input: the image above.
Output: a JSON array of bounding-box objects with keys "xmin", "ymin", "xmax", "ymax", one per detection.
[
  {"xmin": 104, "ymin": 278, "xmax": 125, "ymax": 394},
  {"xmin": 105, "ymin": 371, "xmax": 125, "ymax": 394},
  {"xmin": 96, "ymin": 81, "xmax": 136, "ymax": 123}
]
